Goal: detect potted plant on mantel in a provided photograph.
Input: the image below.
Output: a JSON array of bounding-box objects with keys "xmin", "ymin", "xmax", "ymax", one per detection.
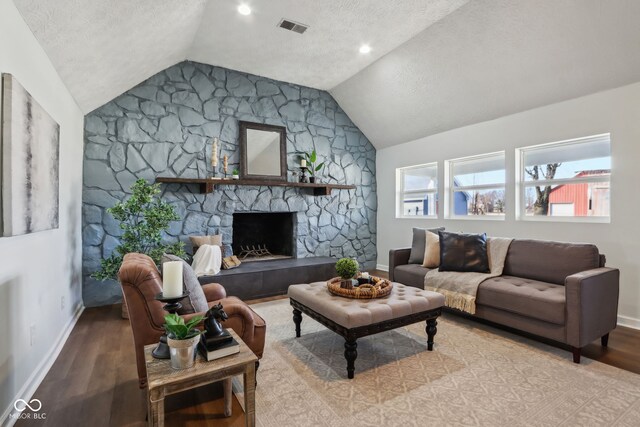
[
  {"xmin": 164, "ymin": 313, "xmax": 205, "ymax": 369},
  {"xmin": 304, "ymin": 150, "xmax": 325, "ymax": 184},
  {"xmin": 335, "ymin": 257, "xmax": 359, "ymax": 289},
  {"xmin": 232, "ymin": 168, "xmax": 240, "ymax": 180}
]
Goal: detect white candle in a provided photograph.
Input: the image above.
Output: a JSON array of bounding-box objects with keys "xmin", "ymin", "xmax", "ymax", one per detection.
[
  {"xmin": 301, "ymin": 159, "xmax": 307, "ymax": 168},
  {"xmin": 211, "ymin": 138, "xmax": 218, "ymax": 167},
  {"xmin": 163, "ymin": 261, "xmax": 183, "ymax": 298}
]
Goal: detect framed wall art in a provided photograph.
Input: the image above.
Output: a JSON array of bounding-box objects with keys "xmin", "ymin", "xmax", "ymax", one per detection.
[{"xmin": 1, "ymin": 73, "xmax": 60, "ymax": 236}]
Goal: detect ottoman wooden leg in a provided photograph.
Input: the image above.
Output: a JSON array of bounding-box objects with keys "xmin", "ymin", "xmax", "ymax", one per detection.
[
  {"xmin": 344, "ymin": 338, "xmax": 358, "ymax": 379},
  {"xmin": 426, "ymin": 318, "xmax": 438, "ymax": 351},
  {"xmin": 292, "ymin": 309, "xmax": 302, "ymax": 337}
]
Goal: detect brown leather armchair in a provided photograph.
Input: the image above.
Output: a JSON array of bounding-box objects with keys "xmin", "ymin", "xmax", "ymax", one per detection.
[{"xmin": 118, "ymin": 253, "xmax": 266, "ymax": 388}]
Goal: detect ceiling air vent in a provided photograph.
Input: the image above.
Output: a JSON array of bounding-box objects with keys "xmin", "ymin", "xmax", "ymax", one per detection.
[{"xmin": 278, "ymin": 19, "xmax": 308, "ymax": 34}]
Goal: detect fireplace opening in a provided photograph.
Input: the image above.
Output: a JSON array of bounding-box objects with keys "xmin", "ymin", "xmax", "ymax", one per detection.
[{"xmin": 232, "ymin": 212, "xmax": 295, "ymax": 262}]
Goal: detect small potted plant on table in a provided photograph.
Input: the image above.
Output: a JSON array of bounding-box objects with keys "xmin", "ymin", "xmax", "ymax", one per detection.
[
  {"xmin": 164, "ymin": 313, "xmax": 204, "ymax": 369},
  {"xmin": 335, "ymin": 258, "xmax": 359, "ymax": 289}
]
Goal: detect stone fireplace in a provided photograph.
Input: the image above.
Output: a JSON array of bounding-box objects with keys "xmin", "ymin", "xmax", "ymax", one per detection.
[
  {"xmin": 232, "ymin": 212, "xmax": 295, "ymax": 261},
  {"xmin": 81, "ymin": 61, "xmax": 377, "ymax": 307}
]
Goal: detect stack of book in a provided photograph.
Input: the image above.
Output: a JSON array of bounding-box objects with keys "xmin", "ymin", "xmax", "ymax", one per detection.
[{"xmin": 198, "ymin": 330, "xmax": 240, "ymax": 361}]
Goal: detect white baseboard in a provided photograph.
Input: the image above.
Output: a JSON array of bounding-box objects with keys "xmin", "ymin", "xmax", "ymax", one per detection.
[
  {"xmin": 617, "ymin": 314, "xmax": 640, "ymax": 330},
  {"xmin": 1, "ymin": 304, "xmax": 84, "ymax": 427},
  {"xmin": 376, "ymin": 264, "xmax": 389, "ymax": 272}
]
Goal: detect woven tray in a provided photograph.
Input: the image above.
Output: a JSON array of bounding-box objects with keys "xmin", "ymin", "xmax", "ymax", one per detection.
[{"xmin": 327, "ymin": 276, "xmax": 393, "ymax": 299}]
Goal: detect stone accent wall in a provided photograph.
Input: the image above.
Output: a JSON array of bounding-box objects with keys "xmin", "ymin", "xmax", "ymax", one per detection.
[{"xmin": 82, "ymin": 61, "xmax": 377, "ymax": 306}]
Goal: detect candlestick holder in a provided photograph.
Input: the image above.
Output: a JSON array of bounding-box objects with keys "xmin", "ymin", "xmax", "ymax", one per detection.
[
  {"xmin": 152, "ymin": 292, "xmax": 190, "ymax": 359},
  {"xmin": 299, "ymin": 166, "xmax": 309, "ymax": 183}
]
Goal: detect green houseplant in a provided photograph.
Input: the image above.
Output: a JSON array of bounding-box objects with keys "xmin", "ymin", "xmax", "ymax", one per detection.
[
  {"xmin": 164, "ymin": 313, "xmax": 204, "ymax": 369},
  {"xmin": 93, "ymin": 179, "xmax": 185, "ymax": 281},
  {"xmin": 304, "ymin": 150, "xmax": 324, "ymax": 183},
  {"xmin": 232, "ymin": 168, "xmax": 240, "ymax": 179},
  {"xmin": 335, "ymin": 258, "xmax": 359, "ymax": 288}
]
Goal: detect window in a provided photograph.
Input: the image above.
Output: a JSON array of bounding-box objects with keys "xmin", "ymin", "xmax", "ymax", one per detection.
[
  {"xmin": 396, "ymin": 163, "xmax": 438, "ymax": 218},
  {"xmin": 446, "ymin": 152, "xmax": 505, "ymax": 218},
  {"xmin": 517, "ymin": 134, "xmax": 611, "ymax": 221}
]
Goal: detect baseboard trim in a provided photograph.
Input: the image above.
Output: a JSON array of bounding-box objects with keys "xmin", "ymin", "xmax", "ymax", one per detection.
[
  {"xmin": 376, "ymin": 264, "xmax": 389, "ymax": 272},
  {"xmin": 1, "ymin": 304, "xmax": 84, "ymax": 427},
  {"xmin": 617, "ymin": 314, "xmax": 640, "ymax": 330}
]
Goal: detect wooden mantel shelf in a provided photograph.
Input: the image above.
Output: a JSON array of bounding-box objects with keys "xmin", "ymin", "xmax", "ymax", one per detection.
[{"xmin": 155, "ymin": 177, "xmax": 356, "ymax": 196}]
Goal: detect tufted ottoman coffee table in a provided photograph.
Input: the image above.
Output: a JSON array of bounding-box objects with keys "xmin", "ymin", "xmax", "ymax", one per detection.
[{"xmin": 287, "ymin": 282, "xmax": 444, "ymax": 379}]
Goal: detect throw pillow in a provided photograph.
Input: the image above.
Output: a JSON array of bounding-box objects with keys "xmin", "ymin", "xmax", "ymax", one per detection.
[
  {"xmin": 438, "ymin": 231, "xmax": 490, "ymax": 273},
  {"xmin": 189, "ymin": 235, "xmax": 222, "ymax": 250},
  {"xmin": 408, "ymin": 227, "xmax": 445, "ymax": 264},
  {"xmin": 422, "ymin": 231, "xmax": 440, "ymax": 268},
  {"xmin": 161, "ymin": 254, "xmax": 209, "ymax": 314}
]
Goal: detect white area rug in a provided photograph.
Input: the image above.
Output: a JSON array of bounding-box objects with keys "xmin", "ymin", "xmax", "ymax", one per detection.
[{"xmin": 248, "ymin": 299, "xmax": 640, "ymax": 426}]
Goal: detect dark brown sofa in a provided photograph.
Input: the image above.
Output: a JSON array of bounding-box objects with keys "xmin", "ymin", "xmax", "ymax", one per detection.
[{"xmin": 389, "ymin": 239, "xmax": 620, "ymax": 363}]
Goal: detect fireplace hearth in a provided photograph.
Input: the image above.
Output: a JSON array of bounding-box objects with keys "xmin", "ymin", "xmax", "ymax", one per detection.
[{"xmin": 232, "ymin": 212, "xmax": 295, "ymax": 262}]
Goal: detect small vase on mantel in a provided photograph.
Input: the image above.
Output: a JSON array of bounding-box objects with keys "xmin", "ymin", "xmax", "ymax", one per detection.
[{"xmin": 309, "ymin": 176, "xmax": 316, "ymax": 184}]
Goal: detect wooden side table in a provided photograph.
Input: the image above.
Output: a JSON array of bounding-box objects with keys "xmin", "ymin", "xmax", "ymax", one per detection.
[{"xmin": 144, "ymin": 329, "xmax": 258, "ymax": 427}]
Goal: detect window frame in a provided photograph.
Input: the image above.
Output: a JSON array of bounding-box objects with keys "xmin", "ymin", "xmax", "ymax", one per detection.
[
  {"xmin": 445, "ymin": 151, "xmax": 506, "ymax": 220},
  {"xmin": 396, "ymin": 162, "xmax": 439, "ymax": 219},
  {"xmin": 515, "ymin": 134, "xmax": 611, "ymax": 223}
]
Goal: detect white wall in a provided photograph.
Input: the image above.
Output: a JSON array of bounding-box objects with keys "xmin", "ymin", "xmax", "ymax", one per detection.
[
  {"xmin": 0, "ymin": 1, "xmax": 84, "ymax": 424},
  {"xmin": 376, "ymin": 82, "xmax": 640, "ymax": 327}
]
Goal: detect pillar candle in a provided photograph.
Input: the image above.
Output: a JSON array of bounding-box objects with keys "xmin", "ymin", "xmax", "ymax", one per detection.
[
  {"xmin": 162, "ymin": 261, "xmax": 183, "ymax": 298},
  {"xmin": 211, "ymin": 138, "xmax": 218, "ymax": 167},
  {"xmin": 301, "ymin": 159, "xmax": 307, "ymax": 168},
  {"xmin": 223, "ymin": 155, "xmax": 228, "ymax": 174}
]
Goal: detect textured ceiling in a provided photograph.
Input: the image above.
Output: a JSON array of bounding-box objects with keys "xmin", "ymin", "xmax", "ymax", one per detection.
[
  {"xmin": 188, "ymin": 0, "xmax": 468, "ymax": 91},
  {"xmin": 15, "ymin": 0, "xmax": 640, "ymax": 149},
  {"xmin": 13, "ymin": 0, "xmax": 207, "ymax": 113},
  {"xmin": 13, "ymin": 0, "xmax": 468, "ymax": 114},
  {"xmin": 331, "ymin": 0, "xmax": 640, "ymax": 149}
]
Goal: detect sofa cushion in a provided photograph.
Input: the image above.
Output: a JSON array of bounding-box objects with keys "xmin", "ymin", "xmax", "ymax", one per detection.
[
  {"xmin": 408, "ymin": 227, "xmax": 445, "ymax": 264},
  {"xmin": 439, "ymin": 231, "xmax": 490, "ymax": 273},
  {"xmin": 477, "ymin": 275, "xmax": 566, "ymax": 325},
  {"xmin": 422, "ymin": 231, "xmax": 440, "ymax": 268},
  {"xmin": 503, "ymin": 240, "xmax": 600, "ymax": 285},
  {"xmin": 393, "ymin": 264, "xmax": 431, "ymax": 288},
  {"xmin": 190, "ymin": 234, "xmax": 222, "ymax": 250}
]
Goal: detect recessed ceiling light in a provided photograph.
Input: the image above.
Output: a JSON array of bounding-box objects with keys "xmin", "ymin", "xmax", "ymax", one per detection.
[
  {"xmin": 238, "ymin": 4, "xmax": 251, "ymax": 16},
  {"xmin": 359, "ymin": 44, "xmax": 371, "ymax": 54}
]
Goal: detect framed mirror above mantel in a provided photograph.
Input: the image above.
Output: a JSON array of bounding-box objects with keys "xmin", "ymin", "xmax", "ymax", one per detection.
[{"xmin": 239, "ymin": 121, "xmax": 287, "ymax": 181}]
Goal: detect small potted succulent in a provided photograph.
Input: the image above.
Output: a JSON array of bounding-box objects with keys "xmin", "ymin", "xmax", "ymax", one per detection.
[
  {"xmin": 232, "ymin": 168, "xmax": 240, "ymax": 180},
  {"xmin": 304, "ymin": 150, "xmax": 324, "ymax": 184},
  {"xmin": 164, "ymin": 313, "xmax": 205, "ymax": 369},
  {"xmin": 335, "ymin": 257, "xmax": 359, "ymax": 289}
]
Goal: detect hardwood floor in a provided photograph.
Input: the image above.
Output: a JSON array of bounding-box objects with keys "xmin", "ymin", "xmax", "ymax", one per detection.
[{"xmin": 15, "ymin": 277, "xmax": 640, "ymax": 426}]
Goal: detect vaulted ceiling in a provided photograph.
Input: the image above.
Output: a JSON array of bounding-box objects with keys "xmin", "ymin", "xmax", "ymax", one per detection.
[
  {"xmin": 13, "ymin": 0, "xmax": 467, "ymax": 113},
  {"xmin": 331, "ymin": 0, "xmax": 640, "ymax": 148},
  {"xmin": 14, "ymin": 0, "xmax": 640, "ymax": 149}
]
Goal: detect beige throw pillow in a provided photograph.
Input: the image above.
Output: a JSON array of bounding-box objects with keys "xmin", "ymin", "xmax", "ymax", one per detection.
[
  {"xmin": 422, "ymin": 231, "xmax": 440, "ymax": 268},
  {"xmin": 189, "ymin": 235, "xmax": 222, "ymax": 249}
]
